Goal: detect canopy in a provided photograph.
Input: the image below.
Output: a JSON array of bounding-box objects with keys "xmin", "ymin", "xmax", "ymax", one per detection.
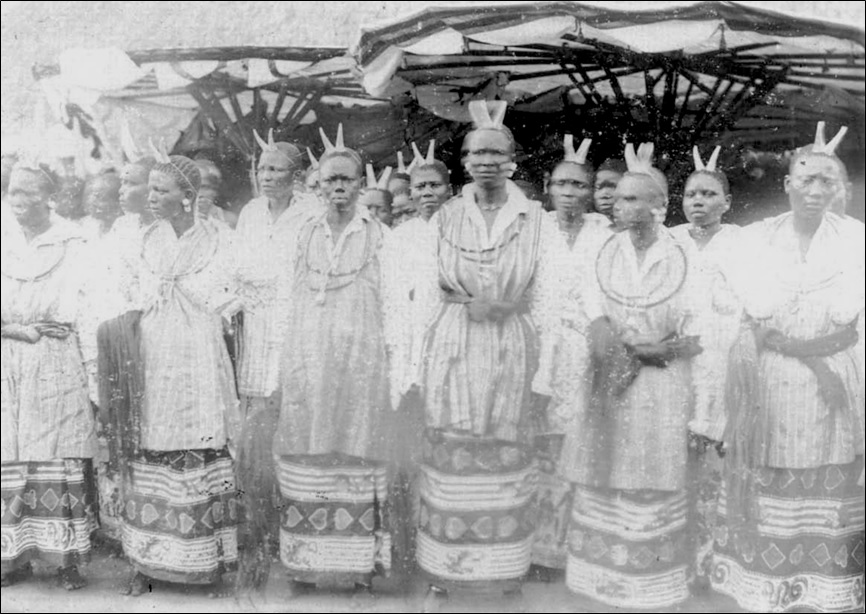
[
  {"xmin": 355, "ymin": 1, "xmax": 865, "ymax": 161},
  {"xmin": 33, "ymin": 45, "xmax": 390, "ymax": 166}
]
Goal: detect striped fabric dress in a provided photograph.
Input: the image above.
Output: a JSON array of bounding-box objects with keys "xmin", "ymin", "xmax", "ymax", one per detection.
[
  {"xmin": 120, "ymin": 218, "xmax": 242, "ymax": 585},
  {"xmin": 669, "ymin": 223, "xmax": 745, "ymax": 582},
  {"xmin": 1, "ymin": 217, "xmax": 98, "ymax": 575},
  {"xmin": 558, "ymin": 230, "xmax": 706, "ymax": 609},
  {"xmin": 416, "ymin": 181, "xmax": 561, "ymax": 591},
  {"xmin": 530, "ymin": 211, "xmax": 612, "ymax": 572},
  {"xmin": 232, "ymin": 195, "xmax": 322, "ymax": 552},
  {"xmin": 273, "ymin": 207, "xmax": 398, "ymax": 586},
  {"xmin": 233, "ymin": 194, "xmax": 322, "ymax": 399},
  {"xmin": 711, "ymin": 212, "xmax": 865, "ymax": 613}
]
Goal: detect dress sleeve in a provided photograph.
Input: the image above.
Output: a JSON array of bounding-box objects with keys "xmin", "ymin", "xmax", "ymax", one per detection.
[
  {"xmin": 403, "ymin": 213, "xmax": 445, "ymax": 393},
  {"xmin": 530, "ymin": 213, "xmax": 567, "ymax": 396},
  {"xmin": 201, "ymin": 224, "xmax": 243, "ymax": 319}
]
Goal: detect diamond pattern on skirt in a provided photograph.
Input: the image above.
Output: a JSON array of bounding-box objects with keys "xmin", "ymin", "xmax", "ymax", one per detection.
[
  {"xmin": 789, "ymin": 544, "xmax": 804, "ymax": 565},
  {"xmin": 358, "ymin": 508, "xmax": 375, "ymax": 532},
  {"xmin": 179, "ymin": 512, "xmax": 195, "ymax": 534},
  {"xmin": 761, "ymin": 543, "xmax": 786, "ymax": 570},
  {"xmin": 810, "ymin": 543, "xmax": 831, "ymax": 567},
  {"xmin": 40, "ymin": 488, "xmax": 60, "ymax": 512},
  {"xmin": 852, "ymin": 541, "xmax": 865, "ymax": 567},
  {"xmin": 631, "ymin": 546, "xmax": 655, "ymax": 569}
]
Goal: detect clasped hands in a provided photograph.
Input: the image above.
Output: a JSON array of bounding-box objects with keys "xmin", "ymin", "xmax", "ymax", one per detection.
[{"xmin": 1, "ymin": 321, "xmax": 72, "ymax": 343}]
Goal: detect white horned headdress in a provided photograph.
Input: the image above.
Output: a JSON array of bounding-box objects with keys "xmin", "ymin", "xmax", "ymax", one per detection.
[
  {"xmin": 411, "ymin": 139, "xmax": 438, "ymax": 168},
  {"xmin": 365, "ymin": 164, "xmax": 393, "ymax": 190},
  {"xmin": 810, "ymin": 120, "xmax": 847, "ymax": 156},
  {"xmin": 468, "ymin": 100, "xmax": 508, "ymax": 129},
  {"xmin": 563, "ymin": 134, "xmax": 592, "ymax": 165},
  {"xmin": 692, "ymin": 145, "xmax": 721, "ymax": 172}
]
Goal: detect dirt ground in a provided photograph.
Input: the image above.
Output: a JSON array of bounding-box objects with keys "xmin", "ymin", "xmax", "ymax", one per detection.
[{"xmin": 2, "ymin": 541, "xmax": 744, "ymax": 614}]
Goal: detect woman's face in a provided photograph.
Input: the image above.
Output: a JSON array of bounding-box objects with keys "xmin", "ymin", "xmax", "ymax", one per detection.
[
  {"xmin": 257, "ymin": 151, "xmax": 294, "ymax": 201},
  {"xmin": 360, "ymin": 189, "xmax": 393, "ymax": 226},
  {"xmin": 594, "ymin": 169, "xmax": 622, "ymax": 218},
  {"xmin": 682, "ymin": 173, "xmax": 730, "ymax": 228},
  {"xmin": 147, "ymin": 170, "xmax": 187, "ymax": 220},
  {"xmin": 7, "ymin": 169, "xmax": 51, "ymax": 229},
  {"xmin": 119, "ymin": 163, "xmax": 150, "ymax": 215},
  {"xmin": 785, "ymin": 154, "xmax": 843, "ymax": 224},
  {"xmin": 196, "ymin": 185, "xmax": 219, "ymax": 217},
  {"xmin": 549, "ymin": 163, "xmax": 593, "ymax": 222},
  {"xmin": 613, "ymin": 174, "xmax": 664, "ymax": 230},
  {"xmin": 410, "ymin": 167, "xmax": 450, "ymax": 221},
  {"xmin": 464, "ymin": 129, "xmax": 512, "ymax": 188},
  {"xmin": 84, "ymin": 176, "xmax": 121, "ymax": 221},
  {"xmin": 319, "ymin": 155, "xmax": 362, "ymax": 214}
]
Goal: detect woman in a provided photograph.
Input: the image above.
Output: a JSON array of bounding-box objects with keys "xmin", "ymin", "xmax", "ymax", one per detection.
[
  {"xmin": 387, "ymin": 142, "xmax": 453, "ymax": 573},
  {"xmin": 81, "ymin": 172, "xmax": 122, "ymax": 241},
  {"xmin": 390, "ymin": 141, "xmax": 452, "ymax": 404},
  {"xmin": 592, "ymin": 158, "xmax": 625, "ymax": 225},
  {"xmin": 232, "ymin": 130, "xmax": 320, "ymax": 589},
  {"xmin": 273, "ymin": 126, "xmax": 399, "ymax": 591},
  {"xmin": 530, "ymin": 135, "xmax": 612, "ymax": 577},
  {"xmin": 119, "ymin": 153, "xmax": 242, "ymax": 597},
  {"xmin": 195, "ymin": 158, "xmax": 239, "ymax": 229},
  {"xmin": 711, "ymin": 125, "xmax": 865, "ymax": 613},
  {"xmin": 669, "ymin": 147, "xmax": 745, "ymax": 583},
  {"xmin": 107, "ymin": 156, "xmax": 158, "ymax": 310},
  {"xmin": 412, "ymin": 101, "xmax": 560, "ymax": 601},
  {"xmin": 559, "ymin": 143, "xmax": 705, "ymax": 609},
  {"xmin": 1, "ymin": 161, "xmax": 98, "ymax": 590},
  {"xmin": 90, "ymin": 156, "xmax": 159, "ymax": 549}
]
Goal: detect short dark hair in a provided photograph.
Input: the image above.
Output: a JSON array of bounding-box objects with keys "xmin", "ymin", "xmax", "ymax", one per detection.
[
  {"xmin": 411, "ymin": 161, "xmax": 450, "ymax": 184},
  {"xmin": 686, "ymin": 169, "xmax": 730, "ymax": 197}
]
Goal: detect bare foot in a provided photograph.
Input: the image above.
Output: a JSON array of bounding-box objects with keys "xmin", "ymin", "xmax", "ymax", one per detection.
[
  {"xmin": 120, "ymin": 572, "xmax": 149, "ymax": 597},
  {"xmin": 58, "ymin": 565, "xmax": 86, "ymax": 591}
]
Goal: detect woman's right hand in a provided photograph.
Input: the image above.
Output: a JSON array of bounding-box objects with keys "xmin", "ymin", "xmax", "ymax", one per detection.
[{"xmin": 1, "ymin": 323, "xmax": 42, "ymax": 343}]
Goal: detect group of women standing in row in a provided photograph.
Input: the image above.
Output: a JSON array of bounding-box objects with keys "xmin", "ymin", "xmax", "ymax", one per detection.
[{"xmin": 1, "ymin": 101, "xmax": 863, "ymax": 614}]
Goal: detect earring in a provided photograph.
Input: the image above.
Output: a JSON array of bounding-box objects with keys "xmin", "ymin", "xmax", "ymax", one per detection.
[{"xmin": 182, "ymin": 198, "xmax": 191, "ymax": 212}]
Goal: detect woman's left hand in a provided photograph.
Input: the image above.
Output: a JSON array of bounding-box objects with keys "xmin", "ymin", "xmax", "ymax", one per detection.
[{"xmin": 33, "ymin": 322, "xmax": 71, "ymax": 339}]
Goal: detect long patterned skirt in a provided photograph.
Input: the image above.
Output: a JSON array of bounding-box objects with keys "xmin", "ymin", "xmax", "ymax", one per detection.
[
  {"xmin": 566, "ymin": 485, "xmax": 691, "ymax": 609},
  {"xmin": 416, "ymin": 429, "xmax": 538, "ymax": 591},
  {"xmin": 121, "ymin": 448, "xmax": 241, "ymax": 584},
  {"xmin": 531, "ymin": 434, "xmax": 573, "ymax": 570},
  {"xmin": 711, "ymin": 459, "xmax": 865, "ymax": 613},
  {"xmin": 1, "ymin": 459, "xmax": 97, "ymax": 574},
  {"xmin": 277, "ymin": 453, "xmax": 390, "ymax": 585}
]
